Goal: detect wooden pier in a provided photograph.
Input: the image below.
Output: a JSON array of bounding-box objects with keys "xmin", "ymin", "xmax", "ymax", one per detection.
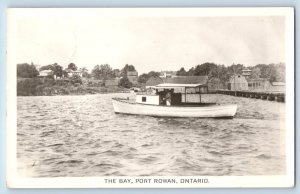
[{"xmin": 217, "ymin": 90, "xmax": 285, "ymax": 102}]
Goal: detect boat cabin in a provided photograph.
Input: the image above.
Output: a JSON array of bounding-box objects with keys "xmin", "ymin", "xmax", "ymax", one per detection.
[{"xmin": 136, "ymin": 83, "xmax": 205, "ymax": 106}]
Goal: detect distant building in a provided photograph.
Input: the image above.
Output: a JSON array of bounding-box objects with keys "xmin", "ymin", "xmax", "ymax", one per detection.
[
  {"xmin": 247, "ymin": 78, "xmax": 271, "ymax": 91},
  {"xmin": 66, "ymin": 69, "xmax": 83, "ymax": 77},
  {"xmin": 228, "ymin": 75, "xmax": 284, "ymax": 92},
  {"xmin": 146, "ymin": 75, "xmax": 208, "ymax": 93},
  {"xmin": 242, "ymin": 68, "xmax": 252, "ymax": 79},
  {"xmin": 127, "ymin": 71, "xmax": 138, "ymax": 84},
  {"xmin": 39, "ymin": 70, "xmax": 53, "ymax": 77},
  {"xmin": 270, "ymin": 82, "xmax": 285, "ymax": 92},
  {"xmin": 105, "ymin": 79, "xmax": 119, "ymax": 87},
  {"xmin": 159, "ymin": 71, "xmax": 177, "ymax": 78},
  {"xmin": 146, "ymin": 76, "xmax": 164, "ymax": 89},
  {"xmin": 228, "ymin": 75, "xmax": 248, "ymax": 91}
]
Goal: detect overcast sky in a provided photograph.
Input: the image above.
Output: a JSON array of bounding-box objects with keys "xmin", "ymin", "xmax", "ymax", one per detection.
[{"xmin": 9, "ymin": 9, "xmax": 285, "ymax": 74}]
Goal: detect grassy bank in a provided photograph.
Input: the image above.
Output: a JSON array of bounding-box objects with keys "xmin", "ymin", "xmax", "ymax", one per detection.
[{"xmin": 17, "ymin": 78, "xmax": 129, "ymax": 96}]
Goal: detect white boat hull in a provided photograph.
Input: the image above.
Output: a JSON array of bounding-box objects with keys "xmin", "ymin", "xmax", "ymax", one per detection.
[{"xmin": 112, "ymin": 98, "xmax": 237, "ymax": 118}]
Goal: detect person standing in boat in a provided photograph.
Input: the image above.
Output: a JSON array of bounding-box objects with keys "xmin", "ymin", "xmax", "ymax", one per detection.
[{"xmin": 166, "ymin": 92, "xmax": 171, "ymax": 106}]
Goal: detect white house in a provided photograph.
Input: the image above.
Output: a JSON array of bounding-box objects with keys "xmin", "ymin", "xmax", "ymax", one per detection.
[
  {"xmin": 66, "ymin": 69, "xmax": 83, "ymax": 77},
  {"xmin": 39, "ymin": 70, "xmax": 53, "ymax": 77},
  {"xmin": 228, "ymin": 75, "xmax": 248, "ymax": 91}
]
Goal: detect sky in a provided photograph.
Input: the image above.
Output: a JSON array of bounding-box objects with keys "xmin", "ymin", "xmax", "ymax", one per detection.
[{"xmin": 9, "ymin": 9, "xmax": 286, "ymax": 74}]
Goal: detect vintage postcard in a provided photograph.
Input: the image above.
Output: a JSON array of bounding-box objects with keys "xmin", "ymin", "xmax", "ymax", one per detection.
[{"xmin": 6, "ymin": 8, "xmax": 294, "ymax": 188}]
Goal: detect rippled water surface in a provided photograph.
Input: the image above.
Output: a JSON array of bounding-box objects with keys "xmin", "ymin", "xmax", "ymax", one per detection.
[{"xmin": 17, "ymin": 93, "xmax": 286, "ymax": 177}]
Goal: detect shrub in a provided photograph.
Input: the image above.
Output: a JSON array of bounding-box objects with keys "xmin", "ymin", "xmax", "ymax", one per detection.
[
  {"xmin": 70, "ymin": 75, "xmax": 82, "ymax": 85},
  {"xmin": 17, "ymin": 78, "xmax": 43, "ymax": 96},
  {"xmin": 119, "ymin": 77, "xmax": 132, "ymax": 88},
  {"xmin": 17, "ymin": 63, "xmax": 39, "ymax": 78},
  {"xmin": 74, "ymin": 83, "xmax": 81, "ymax": 87}
]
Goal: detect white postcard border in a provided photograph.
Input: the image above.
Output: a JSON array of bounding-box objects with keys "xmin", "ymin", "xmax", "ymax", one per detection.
[{"xmin": 6, "ymin": 7, "xmax": 295, "ymax": 188}]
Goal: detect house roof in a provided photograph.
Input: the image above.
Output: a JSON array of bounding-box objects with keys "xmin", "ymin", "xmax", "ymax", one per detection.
[
  {"xmin": 155, "ymin": 83, "xmax": 203, "ymax": 88},
  {"xmin": 146, "ymin": 76, "xmax": 164, "ymax": 86},
  {"xmin": 165, "ymin": 76, "xmax": 208, "ymax": 85},
  {"xmin": 160, "ymin": 71, "xmax": 177, "ymax": 76},
  {"xmin": 65, "ymin": 69, "xmax": 82, "ymax": 73},
  {"xmin": 247, "ymin": 78, "xmax": 269, "ymax": 82},
  {"xmin": 65, "ymin": 69, "xmax": 73, "ymax": 73},
  {"xmin": 242, "ymin": 68, "xmax": 252, "ymax": 72},
  {"xmin": 228, "ymin": 75, "xmax": 248, "ymax": 83},
  {"xmin": 127, "ymin": 71, "xmax": 138, "ymax": 76},
  {"xmin": 39, "ymin": 70, "xmax": 53, "ymax": 73},
  {"xmin": 272, "ymin": 82, "xmax": 285, "ymax": 86},
  {"xmin": 146, "ymin": 75, "xmax": 208, "ymax": 86}
]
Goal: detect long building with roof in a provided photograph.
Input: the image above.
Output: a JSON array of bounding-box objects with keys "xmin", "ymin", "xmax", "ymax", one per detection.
[{"xmin": 146, "ymin": 75, "xmax": 208, "ymax": 93}]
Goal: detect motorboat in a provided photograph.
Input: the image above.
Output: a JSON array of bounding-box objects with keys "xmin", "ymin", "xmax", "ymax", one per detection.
[{"xmin": 112, "ymin": 83, "xmax": 237, "ymax": 118}]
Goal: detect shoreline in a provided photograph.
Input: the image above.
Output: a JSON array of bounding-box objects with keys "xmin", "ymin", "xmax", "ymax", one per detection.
[
  {"xmin": 17, "ymin": 90, "xmax": 131, "ymax": 97},
  {"xmin": 17, "ymin": 77, "xmax": 131, "ymax": 96}
]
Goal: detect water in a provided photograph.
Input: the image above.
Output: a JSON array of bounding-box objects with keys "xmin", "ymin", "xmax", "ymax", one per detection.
[{"xmin": 17, "ymin": 93, "xmax": 286, "ymax": 177}]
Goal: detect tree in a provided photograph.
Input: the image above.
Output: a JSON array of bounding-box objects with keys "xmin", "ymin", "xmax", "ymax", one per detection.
[
  {"xmin": 193, "ymin": 62, "xmax": 218, "ymax": 78},
  {"xmin": 254, "ymin": 63, "xmax": 284, "ymax": 82},
  {"xmin": 70, "ymin": 74, "xmax": 82, "ymax": 84},
  {"xmin": 17, "ymin": 63, "xmax": 39, "ymax": 78},
  {"xmin": 137, "ymin": 71, "xmax": 161, "ymax": 84},
  {"xmin": 176, "ymin": 67, "xmax": 187, "ymax": 76},
  {"xmin": 250, "ymin": 67, "xmax": 261, "ymax": 79},
  {"xmin": 187, "ymin": 67, "xmax": 195, "ymax": 76},
  {"xmin": 255, "ymin": 64, "xmax": 270, "ymax": 79},
  {"xmin": 40, "ymin": 63, "xmax": 63, "ymax": 78},
  {"xmin": 227, "ymin": 63, "xmax": 244, "ymax": 76},
  {"xmin": 268, "ymin": 64, "xmax": 279, "ymax": 82},
  {"xmin": 113, "ymin": 69, "xmax": 121, "ymax": 78},
  {"xmin": 68, "ymin": 63, "xmax": 77, "ymax": 71},
  {"xmin": 52, "ymin": 63, "xmax": 63, "ymax": 77},
  {"xmin": 62, "ymin": 70, "xmax": 69, "ymax": 78},
  {"xmin": 276, "ymin": 63, "xmax": 285, "ymax": 82},
  {"xmin": 91, "ymin": 64, "xmax": 114, "ymax": 80},
  {"xmin": 39, "ymin": 65, "xmax": 53, "ymax": 71},
  {"xmin": 147, "ymin": 71, "xmax": 161, "ymax": 77},
  {"xmin": 119, "ymin": 76, "xmax": 132, "ymax": 88},
  {"xmin": 91, "ymin": 65, "xmax": 101, "ymax": 79},
  {"xmin": 137, "ymin": 73, "xmax": 149, "ymax": 84},
  {"xmin": 79, "ymin": 67, "xmax": 89, "ymax": 78},
  {"xmin": 121, "ymin": 64, "xmax": 136, "ymax": 77}
]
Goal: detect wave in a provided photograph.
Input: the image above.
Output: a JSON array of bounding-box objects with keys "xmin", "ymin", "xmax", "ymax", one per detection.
[
  {"xmin": 138, "ymin": 156, "xmax": 159, "ymax": 164},
  {"xmin": 100, "ymin": 150, "xmax": 121, "ymax": 156},
  {"xmin": 256, "ymin": 154, "xmax": 272, "ymax": 159},
  {"xmin": 141, "ymin": 143, "xmax": 154, "ymax": 147},
  {"xmin": 45, "ymin": 143, "xmax": 64, "ymax": 147},
  {"xmin": 56, "ymin": 159, "xmax": 84, "ymax": 164}
]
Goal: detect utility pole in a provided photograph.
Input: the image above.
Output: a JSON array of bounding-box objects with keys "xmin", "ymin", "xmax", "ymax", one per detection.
[
  {"xmin": 233, "ymin": 63, "xmax": 236, "ymax": 96},
  {"xmin": 217, "ymin": 67, "xmax": 220, "ymax": 90}
]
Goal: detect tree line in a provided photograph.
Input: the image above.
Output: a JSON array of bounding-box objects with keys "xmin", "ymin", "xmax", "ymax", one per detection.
[
  {"xmin": 136, "ymin": 62, "xmax": 285, "ymax": 85},
  {"xmin": 17, "ymin": 62, "xmax": 87, "ymax": 78},
  {"xmin": 17, "ymin": 62, "xmax": 138, "ymax": 88},
  {"xmin": 174, "ymin": 62, "xmax": 285, "ymax": 83},
  {"xmin": 17, "ymin": 63, "xmax": 135, "ymax": 78},
  {"xmin": 17, "ymin": 61, "xmax": 285, "ymax": 87}
]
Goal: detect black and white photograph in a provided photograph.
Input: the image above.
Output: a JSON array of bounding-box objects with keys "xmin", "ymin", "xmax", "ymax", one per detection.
[{"xmin": 6, "ymin": 8, "xmax": 294, "ymax": 188}]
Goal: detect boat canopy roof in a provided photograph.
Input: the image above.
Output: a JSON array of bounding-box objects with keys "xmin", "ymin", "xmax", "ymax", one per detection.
[{"xmin": 155, "ymin": 83, "xmax": 203, "ymax": 88}]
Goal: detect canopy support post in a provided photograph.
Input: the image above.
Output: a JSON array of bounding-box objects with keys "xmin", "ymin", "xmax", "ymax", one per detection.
[
  {"xmin": 185, "ymin": 87, "xmax": 187, "ymax": 103},
  {"xmin": 199, "ymin": 86, "xmax": 201, "ymax": 103}
]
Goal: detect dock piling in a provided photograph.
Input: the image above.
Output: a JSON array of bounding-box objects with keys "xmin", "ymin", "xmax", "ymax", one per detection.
[{"xmin": 217, "ymin": 90, "xmax": 284, "ymax": 103}]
